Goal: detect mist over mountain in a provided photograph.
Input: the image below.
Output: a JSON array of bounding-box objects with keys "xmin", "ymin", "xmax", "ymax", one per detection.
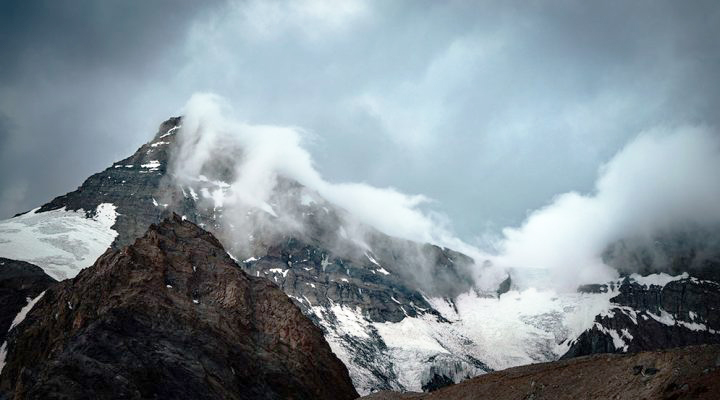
[
  {"xmin": 0, "ymin": 107, "xmax": 719, "ymax": 396},
  {"xmin": 1, "ymin": 1, "xmax": 720, "ymax": 398},
  {"xmin": 164, "ymin": 93, "xmax": 720, "ymax": 293},
  {"xmin": 488, "ymin": 126, "xmax": 720, "ymax": 289},
  {"xmin": 168, "ymin": 93, "xmax": 479, "ymax": 292}
]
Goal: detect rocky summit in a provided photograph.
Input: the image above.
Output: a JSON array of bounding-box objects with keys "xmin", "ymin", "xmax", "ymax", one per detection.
[{"xmin": 0, "ymin": 215, "xmax": 358, "ymax": 400}]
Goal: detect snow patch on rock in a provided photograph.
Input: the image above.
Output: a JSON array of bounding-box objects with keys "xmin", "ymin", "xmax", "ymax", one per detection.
[
  {"xmin": 9, "ymin": 291, "xmax": 46, "ymax": 331},
  {"xmin": 0, "ymin": 291, "xmax": 47, "ymax": 373},
  {"xmin": 141, "ymin": 160, "xmax": 161, "ymax": 171},
  {"xmin": 630, "ymin": 272, "xmax": 688, "ymax": 287},
  {"xmin": 159, "ymin": 125, "xmax": 181, "ymax": 138}
]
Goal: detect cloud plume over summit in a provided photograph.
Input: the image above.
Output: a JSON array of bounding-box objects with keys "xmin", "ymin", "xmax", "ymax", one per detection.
[
  {"xmin": 170, "ymin": 93, "xmax": 466, "ymax": 251},
  {"xmin": 170, "ymin": 93, "xmax": 720, "ymax": 292}
]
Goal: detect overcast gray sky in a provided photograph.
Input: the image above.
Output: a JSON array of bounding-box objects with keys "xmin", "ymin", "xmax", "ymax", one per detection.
[{"xmin": 1, "ymin": 0, "xmax": 719, "ymax": 242}]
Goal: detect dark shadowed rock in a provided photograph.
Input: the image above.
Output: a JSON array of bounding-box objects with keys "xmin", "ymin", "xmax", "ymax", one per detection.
[
  {"xmin": 564, "ymin": 278, "xmax": 720, "ymax": 358},
  {"xmin": 496, "ymin": 274, "xmax": 512, "ymax": 296},
  {"xmin": 0, "ymin": 215, "xmax": 357, "ymax": 400},
  {"xmin": 0, "ymin": 258, "xmax": 56, "ymax": 343},
  {"xmin": 421, "ymin": 373, "xmax": 454, "ymax": 392}
]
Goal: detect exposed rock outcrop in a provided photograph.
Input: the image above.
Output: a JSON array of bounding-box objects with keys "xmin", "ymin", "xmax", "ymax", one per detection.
[
  {"xmin": 0, "ymin": 258, "xmax": 55, "ymax": 343},
  {"xmin": 0, "ymin": 216, "xmax": 357, "ymax": 400},
  {"xmin": 565, "ymin": 277, "xmax": 720, "ymax": 358}
]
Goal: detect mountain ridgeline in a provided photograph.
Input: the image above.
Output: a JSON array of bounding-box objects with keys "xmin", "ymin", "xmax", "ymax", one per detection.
[{"xmin": 0, "ymin": 117, "xmax": 718, "ymax": 395}]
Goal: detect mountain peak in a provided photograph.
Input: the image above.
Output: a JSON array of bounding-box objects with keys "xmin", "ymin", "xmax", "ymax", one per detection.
[
  {"xmin": 153, "ymin": 116, "xmax": 182, "ymax": 140},
  {"xmin": 0, "ymin": 216, "xmax": 358, "ymax": 400}
]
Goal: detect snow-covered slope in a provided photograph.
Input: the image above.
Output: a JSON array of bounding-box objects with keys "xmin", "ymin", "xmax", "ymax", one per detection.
[
  {"xmin": 292, "ymin": 277, "xmax": 619, "ymax": 393},
  {"xmin": 0, "ymin": 204, "xmax": 117, "ymax": 280}
]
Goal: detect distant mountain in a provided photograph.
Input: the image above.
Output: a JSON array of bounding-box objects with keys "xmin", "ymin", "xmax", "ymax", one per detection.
[
  {"xmin": 565, "ymin": 274, "xmax": 720, "ymax": 358},
  {"xmin": 558, "ymin": 231, "xmax": 720, "ymax": 358},
  {"xmin": 1, "ymin": 117, "xmax": 718, "ymax": 394},
  {"xmin": 0, "ymin": 215, "xmax": 357, "ymax": 400}
]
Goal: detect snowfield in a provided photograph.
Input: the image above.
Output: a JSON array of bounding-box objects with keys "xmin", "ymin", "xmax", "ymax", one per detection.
[
  {"xmin": 0, "ymin": 204, "xmax": 118, "ymax": 280},
  {"xmin": 306, "ymin": 282, "xmax": 620, "ymax": 394}
]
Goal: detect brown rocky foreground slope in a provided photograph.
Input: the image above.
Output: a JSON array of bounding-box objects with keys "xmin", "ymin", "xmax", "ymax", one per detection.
[
  {"xmin": 0, "ymin": 215, "xmax": 358, "ymax": 400},
  {"xmin": 361, "ymin": 344, "xmax": 720, "ymax": 400}
]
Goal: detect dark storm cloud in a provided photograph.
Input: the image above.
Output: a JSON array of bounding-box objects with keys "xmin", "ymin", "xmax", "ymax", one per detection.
[
  {"xmin": 0, "ymin": 1, "xmax": 215, "ymax": 79},
  {"xmin": 0, "ymin": 0, "xmax": 221, "ymax": 217},
  {"xmin": 0, "ymin": 0, "xmax": 719, "ymax": 246}
]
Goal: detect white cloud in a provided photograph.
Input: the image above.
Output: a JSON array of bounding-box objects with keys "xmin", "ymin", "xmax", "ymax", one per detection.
[
  {"xmin": 354, "ymin": 37, "xmax": 500, "ymax": 151},
  {"xmin": 172, "ymin": 93, "xmax": 467, "ymax": 251},
  {"xmin": 491, "ymin": 125, "xmax": 720, "ymax": 289},
  {"xmin": 173, "ymin": 94, "xmax": 720, "ymax": 293},
  {"xmin": 229, "ymin": 0, "xmax": 369, "ymax": 41}
]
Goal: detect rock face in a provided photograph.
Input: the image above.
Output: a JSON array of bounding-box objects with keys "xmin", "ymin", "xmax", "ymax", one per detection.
[
  {"xmin": 557, "ymin": 221, "xmax": 720, "ymax": 361},
  {"xmin": 564, "ymin": 277, "xmax": 720, "ymax": 358},
  {"xmin": 35, "ymin": 117, "xmax": 186, "ymax": 248},
  {"xmin": 360, "ymin": 345, "xmax": 720, "ymax": 400},
  {"xmin": 0, "ymin": 216, "xmax": 358, "ymax": 400},
  {"xmin": 0, "ymin": 258, "xmax": 55, "ymax": 344}
]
